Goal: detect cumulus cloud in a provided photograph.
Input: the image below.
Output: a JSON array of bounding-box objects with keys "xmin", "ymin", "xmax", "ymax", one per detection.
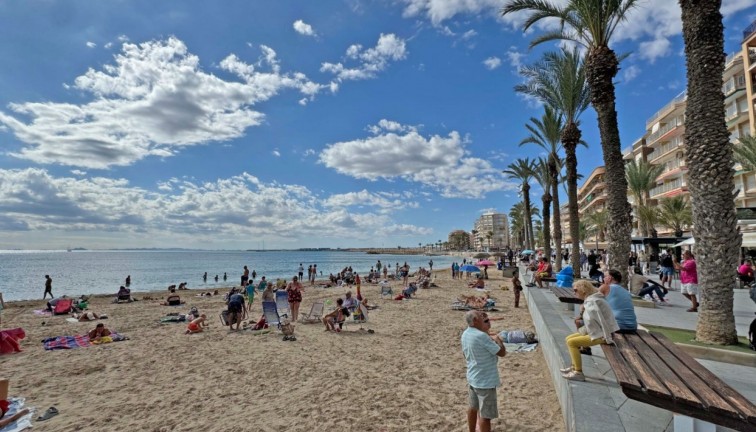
[
  {"xmin": 0, "ymin": 37, "xmax": 327, "ymax": 169},
  {"xmin": 401, "ymin": 0, "xmax": 508, "ymax": 26},
  {"xmin": 319, "ymin": 121, "xmax": 518, "ymax": 198},
  {"xmin": 622, "ymin": 64, "xmax": 641, "ymax": 82},
  {"xmin": 320, "ymin": 33, "xmax": 407, "ymax": 82},
  {"xmin": 86, "ymin": 41, "xmax": 96, "ymax": 48},
  {"xmin": 324, "ymin": 189, "xmax": 419, "ymax": 213},
  {"xmin": 272, "ymin": 149, "xmax": 281, "ymax": 157},
  {"xmin": 367, "ymin": 119, "xmax": 417, "ymax": 135},
  {"xmin": 0, "ymin": 168, "xmax": 430, "ymax": 243},
  {"xmin": 293, "ymin": 19, "xmax": 317, "ymax": 37},
  {"xmin": 483, "ymin": 56, "xmax": 501, "ymax": 70}
]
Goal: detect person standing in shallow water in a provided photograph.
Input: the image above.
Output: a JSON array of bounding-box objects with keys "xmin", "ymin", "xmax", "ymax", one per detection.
[{"xmin": 43, "ymin": 275, "xmax": 53, "ymax": 299}]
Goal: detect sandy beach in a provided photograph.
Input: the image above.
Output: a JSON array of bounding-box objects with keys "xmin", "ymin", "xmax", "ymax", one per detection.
[{"xmin": 1, "ymin": 269, "xmax": 563, "ymax": 432}]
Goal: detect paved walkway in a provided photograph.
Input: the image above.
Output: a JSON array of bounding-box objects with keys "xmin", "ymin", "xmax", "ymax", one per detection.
[{"xmin": 520, "ymin": 264, "xmax": 756, "ymax": 432}]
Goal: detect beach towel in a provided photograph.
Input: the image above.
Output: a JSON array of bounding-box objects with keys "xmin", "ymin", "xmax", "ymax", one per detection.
[
  {"xmin": 33, "ymin": 309, "xmax": 52, "ymax": 316},
  {"xmin": 53, "ymin": 299, "xmax": 73, "ymax": 315},
  {"xmin": 0, "ymin": 328, "xmax": 25, "ymax": 355},
  {"xmin": 42, "ymin": 332, "xmax": 127, "ymax": 350},
  {"xmin": 160, "ymin": 315, "xmax": 187, "ymax": 323},
  {"xmin": 503, "ymin": 342, "xmax": 539, "ymax": 353},
  {"xmin": 0, "ymin": 398, "xmax": 34, "ymax": 432}
]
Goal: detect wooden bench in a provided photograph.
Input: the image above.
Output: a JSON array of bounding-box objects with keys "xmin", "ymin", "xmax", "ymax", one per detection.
[
  {"xmin": 541, "ymin": 276, "xmax": 557, "ymax": 288},
  {"xmin": 549, "ymin": 286, "xmax": 583, "ymax": 304},
  {"xmin": 601, "ymin": 331, "xmax": 756, "ymax": 432}
]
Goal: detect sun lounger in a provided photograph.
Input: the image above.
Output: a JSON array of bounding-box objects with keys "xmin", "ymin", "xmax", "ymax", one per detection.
[
  {"xmin": 379, "ymin": 282, "xmax": 393, "ymax": 299},
  {"xmin": 275, "ymin": 290, "xmax": 291, "ymax": 319},
  {"xmin": 299, "ymin": 301, "xmax": 324, "ymax": 324},
  {"xmin": 262, "ymin": 301, "xmax": 281, "ymax": 330}
]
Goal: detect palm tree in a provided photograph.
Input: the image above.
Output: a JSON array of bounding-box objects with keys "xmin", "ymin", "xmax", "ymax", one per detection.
[
  {"xmin": 516, "ymin": 47, "xmax": 590, "ymax": 275},
  {"xmin": 734, "ymin": 135, "xmax": 756, "ymax": 171},
  {"xmin": 519, "ymin": 109, "xmax": 564, "ymax": 270},
  {"xmin": 504, "ymin": 158, "xmax": 537, "ymax": 250},
  {"xmin": 657, "ymin": 196, "xmax": 692, "ymax": 238},
  {"xmin": 636, "ymin": 203, "xmax": 660, "ymax": 238},
  {"xmin": 625, "ymin": 159, "xmax": 664, "ymax": 236},
  {"xmin": 531, "ymin": 157, "xmax": 553, "ymax": 260},
  {"xmin": 503, "ymin": 0, "xmax": 639, "ymax": 285},
  {"xmin": 680, "ymin": 0, "xmax": 739, "ymax": 345},
  {"xmin": 583, "ymin": 210, "xmax": 609, "ymax": 252}
]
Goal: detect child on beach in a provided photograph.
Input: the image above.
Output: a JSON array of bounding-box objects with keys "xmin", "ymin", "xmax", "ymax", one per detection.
[
  {"xmin": 512, "ymin": 275, "xmax": 523, "ymax": 308},
  {"xmin": 246, "ymin": 282, "xmax": 255, "ymax": 312},
  {"xmin": 186, "ymin": 314, "xmax": 208, "ymax": 334}
]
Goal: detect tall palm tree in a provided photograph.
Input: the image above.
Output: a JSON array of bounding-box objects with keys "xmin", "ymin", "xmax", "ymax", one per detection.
[
  {"xmin": 516, "ymin": 47, "xmax": 590, "ymax": 275},
  {"xmin": 657, "ymin": 196, "xmax": 692, "ymax": 238},
  {"xmin": 519, "ymin": 109, "xmax": 564, "ymax": 270},
  {"xmin": 509, "ymin": 203, "xmax": 525, "ymax": 247},
  {"xmin": 486, "ymin": 231, "xmax": 493, "ymax": 250},
  {"xmin": 680, "ymin": 0, "xmax": 739, "ymax": 345},
  {"xmin": 503, "ymin": 0, "xmax": 639, "ymax": 285},
  {"xmin": 531, "ymin": 157, "xmax": 553, "ymax": 260},
  {"xmin": 636, "ymin": 204, "xmax": 660, "ymax": 238},
  {"xmin": 504, "ymin": 158, "xmax": 537, "ymax": 250},
  {"xmin": 734, "ymin": 135, "xmax": 756, "ymax": 171},
  {"xmin": 625, "ymin": 159, "xmax": 664, "ymax": 236}
]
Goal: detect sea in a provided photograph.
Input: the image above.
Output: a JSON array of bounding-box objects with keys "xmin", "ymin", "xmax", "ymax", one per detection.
[{"xmin": 0, "ymin": 250, "xmax": 462, "ymax": 301}]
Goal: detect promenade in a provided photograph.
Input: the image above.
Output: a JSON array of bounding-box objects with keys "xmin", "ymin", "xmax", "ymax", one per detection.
[{"xmin": 523, "ymin": 265, "xmax": 756, "ymax": 432}]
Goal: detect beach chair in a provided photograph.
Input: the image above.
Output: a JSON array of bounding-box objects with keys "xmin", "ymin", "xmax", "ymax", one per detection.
[
  {"xmin": 344, "ymin": 303, "xmax": 370, "ymax": 331},
  {"xmin": 379, "ymin": 283, "xmax": 393, "ymax": 299},
  {"xmin": 275, "ymin": 290, "xmax": 291, "ymax": 319},
  {"xmin": 262, "ymin": 301, "xmax": 281, "ymax": 330},
  {"xmin": 299, "ymin": 301, "xmax": 324, "ymax": 324}
]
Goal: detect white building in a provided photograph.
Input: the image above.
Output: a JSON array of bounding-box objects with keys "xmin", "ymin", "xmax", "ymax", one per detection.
[{"xmin": 473, "ymin": 212, "xmax": 510, "ymax": 251}]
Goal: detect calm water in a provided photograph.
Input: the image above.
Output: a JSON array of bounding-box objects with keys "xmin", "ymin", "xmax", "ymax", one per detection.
[{"xmin": 0, "ymin": 250, "xmax": 459, "ymax": 301}]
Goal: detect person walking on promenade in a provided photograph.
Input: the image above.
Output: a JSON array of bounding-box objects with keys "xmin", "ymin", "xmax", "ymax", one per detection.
[
  {"xmin": 660, "ymin": 250, "xmax": 674, "ymax": 290},
  {"xmin": 673, "ymin": 250, "xmax": 699, "ymax": 312},
  {"xmin": 561, "ymin": 280, "xmax": 619, "ymax": 381},
  {"xmin": 43, "ymin": 275, "xmax": 53, "ymax": 299},
  {"xmin": 461, "ymin": 310, "xmax": 506, "ymax": 432}
]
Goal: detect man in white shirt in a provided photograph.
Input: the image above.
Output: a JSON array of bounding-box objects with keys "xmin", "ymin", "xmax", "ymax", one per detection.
[{"xmin": 461, "ymin": 311, "xmax": 507, "ymax": 432}]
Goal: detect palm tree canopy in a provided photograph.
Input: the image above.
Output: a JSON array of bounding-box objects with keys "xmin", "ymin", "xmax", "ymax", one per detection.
[
  {"xmin": 734, "ymin": 135, "xmax": 756, "ymax": 172},
  {"xmin": 515, "ymin": 47, "xmax": 591, "ymax": 124},
  {"xmin": 583, "ymin": 210, "xmax": 609, "ymax": 235},
  {"xmin": 503, "ymin": 158, "xmax": 537, "ymax": 188},
  {"xmin": 501, "ymin": 0, "xmax": 641, "ymax": 50},
  {"xmin": 519, "ymin": 107, "xmax": 564, "ymax": 163},
  {"xmin": 657, "ymin": 196, "xmax": 692, "ymax": 232},
  {"xmin": 625, "ymin": 159, "xmax": 664, "ymax": 203},
  {"xmin": 531, "ymin": 157, "xmax": 553, "ymax": 196}
]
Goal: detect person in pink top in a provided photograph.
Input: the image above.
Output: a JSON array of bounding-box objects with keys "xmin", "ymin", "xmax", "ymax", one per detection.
[
  {"xmin": 673, "ymin": 250, "xmax": 698, "ymax": 312},
  {"xmin": 738, "ymin": 260, "xmax": 754, "ymax": 286}
]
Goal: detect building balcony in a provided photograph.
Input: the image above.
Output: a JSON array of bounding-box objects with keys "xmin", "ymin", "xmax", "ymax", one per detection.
[
  {"xmin": 580, "ymin": 192, "xmax": 607, "ymax": 213},
  {"xmin": 647, "ymin": 121, "xmax": 683, "ymax": 145},
  {"xmin": 647, "ymin": 137, "xmax": 684, "ymax": 164},
  {"xmin": 649, "ymin": 179, "xmax": 687, "ymax": 199},
  {"xmin": 656, "ymin": 165, "xmax": 687, "ymax": 182},
  {"xmin": 646, "ymin": 91, "xmax": 687, "ymax": 128},
  {"xmin": 722, "ymin": 77, "xmax": 746, "ymax": 97},
  {"xmin": 744, "ymin": 19, "xmax": 756, "ymax": 42}
]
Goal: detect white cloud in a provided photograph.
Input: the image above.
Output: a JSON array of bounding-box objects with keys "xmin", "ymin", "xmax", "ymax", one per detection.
[
  {"xmin": 505, "ymin": 47, "xmax": 525, "ymax": 71},
  {"xmin": 367, "ymin": 119, "xmax": 417, "ymax": 135},
  {"xmin": 638, "ymin": 38, "xmax": 671, "ymax": 63},
  {"xmin": 622, "ymin": 64, "xmax": 641, "ymax": 82},
  {"xmin": 319, "ymin": 121, "xmax": 518, "ymax": 198},
  {"xmin": 70, "ymin": 169, "xmax": 87, "ymax": 176},
  {"xmin": 483, "ymin": 56, "xmax": 502, "ymax": 70},
  {"xmin": 0, "ymin": 168, "xmax": 430, "ymax": 242},
  {"xmin": 401, "ymin": 0, "xmax": 508, "ymax": 26},
  {"xmin": 321, "ymin": 33, "xmax": 407, "ymax": 81},
  {"xmin": 104, "ymin": 42, "xmax": 113, "ymax": 49},
  {"xmin": 303, "ymin": 149, "xmax": 316, "ymax": 156},
  {"xmin": 86, "ymin": 41, "xmax": 96, "ymax": 48},
  {"xmin": 293, "ymin": 19, "xmax": 317, "ymax": 37},
  {"xmin": 117, "ymin": 35, "xmax": 129, "ymax": 42},
  {"xmin": 272, "ymin": 149, "xmax": 281, "ymax": 157},
  {"xmin": 0, "ymin": 37, "xmax": 327, "ymax": 169},
  {"xmin": 324, "ymin": 189, "xmax": 418, "ymax": 213}
]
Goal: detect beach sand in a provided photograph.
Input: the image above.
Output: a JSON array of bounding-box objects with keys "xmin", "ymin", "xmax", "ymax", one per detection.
[{"xmin": 1, "ymin": 269, "xmax": 563, "ymax": 432}]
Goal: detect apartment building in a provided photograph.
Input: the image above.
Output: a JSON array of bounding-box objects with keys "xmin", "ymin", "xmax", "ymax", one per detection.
[
  {"xmin": 473, "ymin": 212, "xmax": 510, "ymax": 251},
  {"xmin": 743, "ymin": 20, "xmax": 756, "ymax": 136},
  {"xmin": 559, "ymin": 203, "xmax": 571, "ymax": 246},
  {"xmin": 576, "ymin": 166, "xmax": 607, "ymax": 245}
]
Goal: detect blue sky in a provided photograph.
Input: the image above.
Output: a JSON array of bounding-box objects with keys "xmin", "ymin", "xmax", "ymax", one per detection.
[{"xmin": 0, "ymin": 0, "xmax": 755, "ymax": 250}]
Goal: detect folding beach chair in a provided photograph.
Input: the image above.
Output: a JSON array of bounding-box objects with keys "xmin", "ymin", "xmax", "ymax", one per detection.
[
  {"xmin": 299, "ymin": 301, "xmax": 324, "ymax": 324},
  {"xmin": 262, "ymin": 301, "xmax": 281, "ymax": 330},
  {"xmin": 344, "ymin": 303, "xmax": 370, "ymax": 331},
  {"xmin": 379, "ymin": 282, "xmax": 393, "ymax": 299},
  {"xmin": 275, "ymin": 290, "xmax": 291, "ymax": 319}
]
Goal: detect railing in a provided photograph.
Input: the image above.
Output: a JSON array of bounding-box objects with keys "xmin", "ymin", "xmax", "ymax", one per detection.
[
  {"xmin": 650, "ymin": 179, "xmax": 685, "ymax": 197},
  {"xmin": 647, "ymin": 119, "xmax": 682, "ymax": 144},
  {"xmin": 646, "ymin": 91, "xmax": 687, "ymax": 128},
  {"xmin": 722, "ymin": 76, "xmax": 746, "ymax": 96},
  {"xmin": 648, "ymin": 136, "xmax": 684, "ymax": 162},
  {"xmin": 725, "ymin": 51, "xmax": 740, "ymax": 69},
  {"xmin": 743, "ymin": 19, "xmax": 756, "ymax": 41}
]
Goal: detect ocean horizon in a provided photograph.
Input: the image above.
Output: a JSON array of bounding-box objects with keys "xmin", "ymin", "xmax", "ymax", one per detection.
[{"xmin": 0, "ymin": 249, "xmax": 464, "ymax": 301}]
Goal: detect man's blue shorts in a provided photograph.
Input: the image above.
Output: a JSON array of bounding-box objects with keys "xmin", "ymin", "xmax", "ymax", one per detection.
[{"xmin": 661, "ymin": 267, "xmax": 673, "ymax": 276}]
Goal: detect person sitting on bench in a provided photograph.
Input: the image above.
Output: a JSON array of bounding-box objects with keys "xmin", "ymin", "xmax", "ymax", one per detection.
[
  {"xmin": 534, "ymin": 257, "xmax": 553, "ymax": 288},
  {"xmin": 599, "ymin": 269, "xmax": 637, "ymax": 334},
  {"xmin": 738, "ymin": 260, "xmax": 754, "ymax": 287},
  {"xmin": 561, "ymin": 280, "xmax": 619, "ymax": 381}
]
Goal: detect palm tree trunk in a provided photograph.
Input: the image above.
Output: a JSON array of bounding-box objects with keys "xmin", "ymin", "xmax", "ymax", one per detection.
[
  {"xmin": 542, "ymin": 194, "xmax": 552, "ymax": 261},
  {"xmin": 680, "ymin": 0, "xmax": 738, "ymax": 344},
  {"xmin": 563, "ymin": 122, "xmax": 582, "ymax": 277},
  {"xmin": 585, "ymin": 46, "xmax": 633, "ymax": 287},
  {"xmin": 550, "ymin": 160, "xmax": 562, "ymax": 271},
  {"xmin": 523, "ymin": 184, "xmax": 534, "ymax": 250}
]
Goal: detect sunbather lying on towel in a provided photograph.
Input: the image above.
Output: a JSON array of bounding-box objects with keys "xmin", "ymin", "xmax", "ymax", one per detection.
[
  {"xmin": 75, "ymin": 311, "xmax": 101, "ymax": 321},
  {"xmin": 457, "ymin": 294, "xmax": 492, "ymax": 309},
  {"xmin": 88, "ymin": 323, "xmax": 112, "ymax": 342},
  {"xmin": 468, "ymin": 276, "xmax": 485, "ymax": 289},
  {"xmin": 186, "ymin": 314, "xmax": 208, "ymax": 334}
]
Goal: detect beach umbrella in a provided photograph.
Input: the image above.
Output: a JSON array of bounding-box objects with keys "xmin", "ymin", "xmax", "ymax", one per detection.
[
  {"xmin": 521, "ymin": 250, "xmax": 534, "ymax": 255},
  {"xmin": 476, "ymin": 260, "xmax": 495, "ymax": 266},
  {"xmin": 460, "ymin": 265, "xmax": 480, "ymax": 273},
  {"xmin": 473, "ymin": 252, "xmax": 490, "ymax": 259}
]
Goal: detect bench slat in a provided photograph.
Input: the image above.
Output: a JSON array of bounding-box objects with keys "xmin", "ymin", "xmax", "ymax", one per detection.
[
  {"xmin": 548, "ymin": 287, "xmax": 584, "ymax": 304},
  {"xmin": 626, "ymin": 332, "xmax": 704, "ymax": 410},
  {"xmin": 601, "ymin": 342, "xmax": 643, "ymax": 392},
  {"xmin": 650, "ymin": 332, "xmax": 756, "ymax": 425},
  {"xmin": 614, "ymin": 334, "xmax": 673, "ymax": 399}
]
